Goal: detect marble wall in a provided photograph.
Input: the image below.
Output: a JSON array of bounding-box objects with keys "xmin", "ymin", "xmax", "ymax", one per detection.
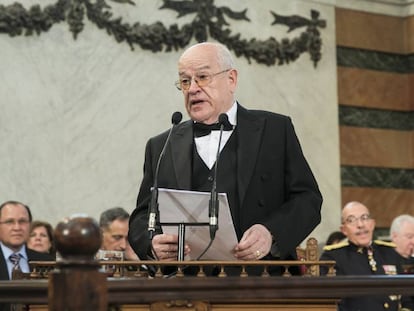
[{"xmin": 1, "ymin": 0, "xmax": 341, "ymax": 247}]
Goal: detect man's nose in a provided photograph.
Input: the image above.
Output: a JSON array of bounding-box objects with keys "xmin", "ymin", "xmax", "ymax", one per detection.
[
  {"xmin": 12, "ymin": 222, "xmax": 22, "ymax": 229},
  {"xmin": 119, "ymin": 239, "xmax": 127, "ymax": 250},
  {"xmin": 355, "ymin": 218, "xmax": 365, "ymax": 226},
  {"xmin": 188, "ymin": 78, "xmax": 201, "ymax": 92}
]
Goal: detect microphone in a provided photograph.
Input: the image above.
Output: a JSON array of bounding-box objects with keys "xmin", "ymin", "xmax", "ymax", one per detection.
[
  {"xmin": 148, "ymin": 111, "xmax": 183, "ymax": 240},
  {"xmin": 209, "ymin": 113, "xmax": 231, "ymax": 240}
]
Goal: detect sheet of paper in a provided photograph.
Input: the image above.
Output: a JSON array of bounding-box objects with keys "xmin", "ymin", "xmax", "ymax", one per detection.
[{"xmin": 158, "ymin": 188, "xmax": 238, "ymax": 261}]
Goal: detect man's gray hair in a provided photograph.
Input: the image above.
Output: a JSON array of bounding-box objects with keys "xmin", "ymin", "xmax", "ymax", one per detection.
[
  {"xmin": 390, "ymin": 214, "xmax": 414, "ymax": 235},
  {"xmin": 213, "ymin": 42, "xmax": 235, "ymax": 70},
  {"xmin": 99, "ymin": 207, "xmax": 130, "ymax": 229}
]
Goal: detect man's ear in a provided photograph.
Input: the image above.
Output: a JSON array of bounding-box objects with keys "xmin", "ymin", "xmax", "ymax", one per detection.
[
  {"xmin": 229, "ymin": 69, "xmax": 238, "ymax": 89},
  {"xmin": 340, "ymin": 224, "xmax": 347, "ymax": 236}
]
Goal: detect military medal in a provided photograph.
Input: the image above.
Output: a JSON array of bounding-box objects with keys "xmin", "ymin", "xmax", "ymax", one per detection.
[{"xmin": 367, "ymin": 247, "xmax": 377, "ymax": 272}]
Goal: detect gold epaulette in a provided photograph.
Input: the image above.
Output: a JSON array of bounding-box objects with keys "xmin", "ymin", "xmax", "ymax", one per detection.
[
  {"xmin": 374, "ymin": 240, "xmax": 396, "ymax": 248},
  {"xmin": 323, "ymin": 240, "xmax": 349, "ymax": 251}
]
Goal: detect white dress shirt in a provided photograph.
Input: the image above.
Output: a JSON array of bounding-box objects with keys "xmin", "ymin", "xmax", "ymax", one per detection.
[
  {"xmin": 1, "ymin": 242, "xmax": 30, "ymax": 279},
  {"xmin": 194, "ymin": 102, "xmax": 237, "ymax": 169}
]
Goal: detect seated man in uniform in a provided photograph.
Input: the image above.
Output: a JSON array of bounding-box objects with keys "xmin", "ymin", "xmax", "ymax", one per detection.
[{"xmin": 320, "ymin": 201, "xmax": 411, "ymax": 311}]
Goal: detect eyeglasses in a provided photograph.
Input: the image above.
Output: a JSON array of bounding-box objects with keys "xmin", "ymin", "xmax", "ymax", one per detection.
[
  {"xmin": 175, "ymin": 69, "xmax": 231, "ymax": 91},
  {"xmin": 343, "ymin": 214, "xmax": 372, "ymax": 226},
  {"xmin": 0, "ymin": 219, "xmax": 30, "ymax": 226}
]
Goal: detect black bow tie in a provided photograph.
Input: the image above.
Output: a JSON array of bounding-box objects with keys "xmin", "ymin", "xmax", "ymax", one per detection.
[{"xmin": 193, "ymin": 122, "xmax": 233, "ymax": 137}]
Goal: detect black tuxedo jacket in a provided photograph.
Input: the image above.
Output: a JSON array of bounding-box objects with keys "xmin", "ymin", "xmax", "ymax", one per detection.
[
  {"xmin": 0, "ymin": 246, "xmax": 54, "ymax": 280},
  {"xmin": 129, "ymin": 103, "xmax": 322, "ymax": 261}
]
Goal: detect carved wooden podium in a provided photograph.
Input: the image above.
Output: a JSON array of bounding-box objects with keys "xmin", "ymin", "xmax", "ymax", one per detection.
[{"xmin": 1, "ymin": 217, "xmax": 413, "ymax": 311}]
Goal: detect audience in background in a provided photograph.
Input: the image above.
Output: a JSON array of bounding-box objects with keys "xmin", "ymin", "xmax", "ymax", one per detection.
[
  {"xmin": 320, "ymin": 201, "xmax": 411, "ymax": 311},
  {"xmin": 99, "ymin": 207, "xmax": 139, "ymax": 260},
  {"xmin": 325, "ymin": 231, "xmax": 346, "ymax": 246},
  {"xmin": 390, "ymin": 214, "xmax": 414, "ymax": 265},
  {"xmin": 27, "ymin": 220, "xmax": 56, "ymax": 257}
]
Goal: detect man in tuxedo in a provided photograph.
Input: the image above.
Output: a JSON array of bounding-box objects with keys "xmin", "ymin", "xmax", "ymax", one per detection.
[
  {"xmin": 0, "ymin": 200, "xmax": 54, "ymax": 281},
  {"xmin": 128, "ymin": 42, "xmax": 322, "ymax": 275}
]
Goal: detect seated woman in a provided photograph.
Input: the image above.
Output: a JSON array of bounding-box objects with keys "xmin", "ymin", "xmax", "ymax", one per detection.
[{"xmin": 27, "ymin": 220, "xmax": 56, "ymax": 257}]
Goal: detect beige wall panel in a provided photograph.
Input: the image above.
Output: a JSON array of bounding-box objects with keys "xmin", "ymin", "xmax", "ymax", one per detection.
[
  {"xmin": 336, "ymin": 8, "xmax": 405, "ymax": 53},
  {"xmin": 342, "ymin": 187, "xmax": 414, "ymax": 227},
  {"xmin": 340, "ymin": 126, "xmax": 413, "ymax": 169},
  {"xmin": 410, "ymin": 74, "xmax": 414, "ymax": 109},
  {"xmin": 405, "ymin": 15, "xmax": 414, "ymax": 53},
  {"xmin": 338, "ymin": 67, "xmax": 412, "ymax": 111}
]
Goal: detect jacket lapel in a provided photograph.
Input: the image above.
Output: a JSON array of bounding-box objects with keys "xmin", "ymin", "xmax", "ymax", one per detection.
[
  {"xmin": 236, "ymin": 104, "xmax": 264, "ymax": 206},
  {"xmin": 170, "ymin": 120, "xmax": 193, "ymax": 189},
  {"xmin": 0, "ymin": 248, "xmax": 10, "ymax": 280}
]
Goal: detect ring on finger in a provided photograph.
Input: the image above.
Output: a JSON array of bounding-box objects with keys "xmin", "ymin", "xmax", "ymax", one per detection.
[{"xmin": 255, "ymin": 250, "xmax": 261, "ymax": 258}]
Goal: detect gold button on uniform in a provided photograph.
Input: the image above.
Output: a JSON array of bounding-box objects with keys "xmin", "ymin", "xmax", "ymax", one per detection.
[{"xmin": 383, "ymin": 302, "xmax": 389, "ymax": 308}]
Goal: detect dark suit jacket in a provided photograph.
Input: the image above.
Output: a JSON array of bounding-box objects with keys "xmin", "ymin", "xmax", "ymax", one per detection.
[
  {"xmin": 0, "ymin": 246, "xmax": 54, "ymax": 280},
  {"xmin": 0, "ymin": 246, "xmax": 54, "ymax": 311},
  {"xmin": 129, "ymin": 103, "xmax": 322, "ymax": 262}
]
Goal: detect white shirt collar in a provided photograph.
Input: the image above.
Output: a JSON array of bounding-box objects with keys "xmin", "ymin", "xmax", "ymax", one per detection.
[
  {"xmin": 226, "ymin": 101, "xmax": 237, "ymax": 126},
  {"xmin": 0, "ymin": 242, "xmax": 28, "ymax": 260}
]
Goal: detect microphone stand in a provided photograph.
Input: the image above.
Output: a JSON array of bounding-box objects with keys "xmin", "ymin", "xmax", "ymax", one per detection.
[
  {"xmin": 209, "ymin": 113, "xmax": 229, "ymax": 241},
  {"xmin": 208, "ymin": 126, "xmax": 224, "ymax": 240},
  {"xmin": 160, "ymin": 221, "xmax": 210, "ymax": 261},
  {"xmin": 148, "ymin": 112, "xmax": 182, "ymax": 241}
]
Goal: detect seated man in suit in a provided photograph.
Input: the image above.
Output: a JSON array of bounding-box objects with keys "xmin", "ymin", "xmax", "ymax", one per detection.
[
  {"xmin": 98, "ymin": 207, "xmax": 151, "ymax": 277},
  {"xmin": 320, "ymin": 201, "xmax": 411, "ymax": 311},
  {"xmin": 0, "ymin": 200, "xmax": 54, "ymax": 280},
  {"xmin": 0, "ymin": 200, "xmax": 54, "ymax": 311},
  {"xmin": 390, "ymin": 214, "xmax": 414, "ymax": 310},
  {"xmin": 98, "ymin": 207, "xmax": 139, "ymax": 261},
  {"xmin": 390, "ymin": 214, "xmax": 414, "ymax": 267}
]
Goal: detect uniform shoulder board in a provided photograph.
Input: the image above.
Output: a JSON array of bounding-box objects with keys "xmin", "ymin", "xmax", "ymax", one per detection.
[
  {"xmin": 323, "ymin": 240, "xmax": 349, "ymax": 251},
  {"xmin": 374, "ymin": 240, "xmax": 396, "ymax": 248}
]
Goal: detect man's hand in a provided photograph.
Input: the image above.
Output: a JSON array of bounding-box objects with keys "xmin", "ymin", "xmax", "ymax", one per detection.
[
  {"xmin": 152, "ymin": 233, "xmax": 190, "ymax": 261},
  {"xmin": 233, "ymin": 224, "xmax": 272, "ymax": 260}
]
